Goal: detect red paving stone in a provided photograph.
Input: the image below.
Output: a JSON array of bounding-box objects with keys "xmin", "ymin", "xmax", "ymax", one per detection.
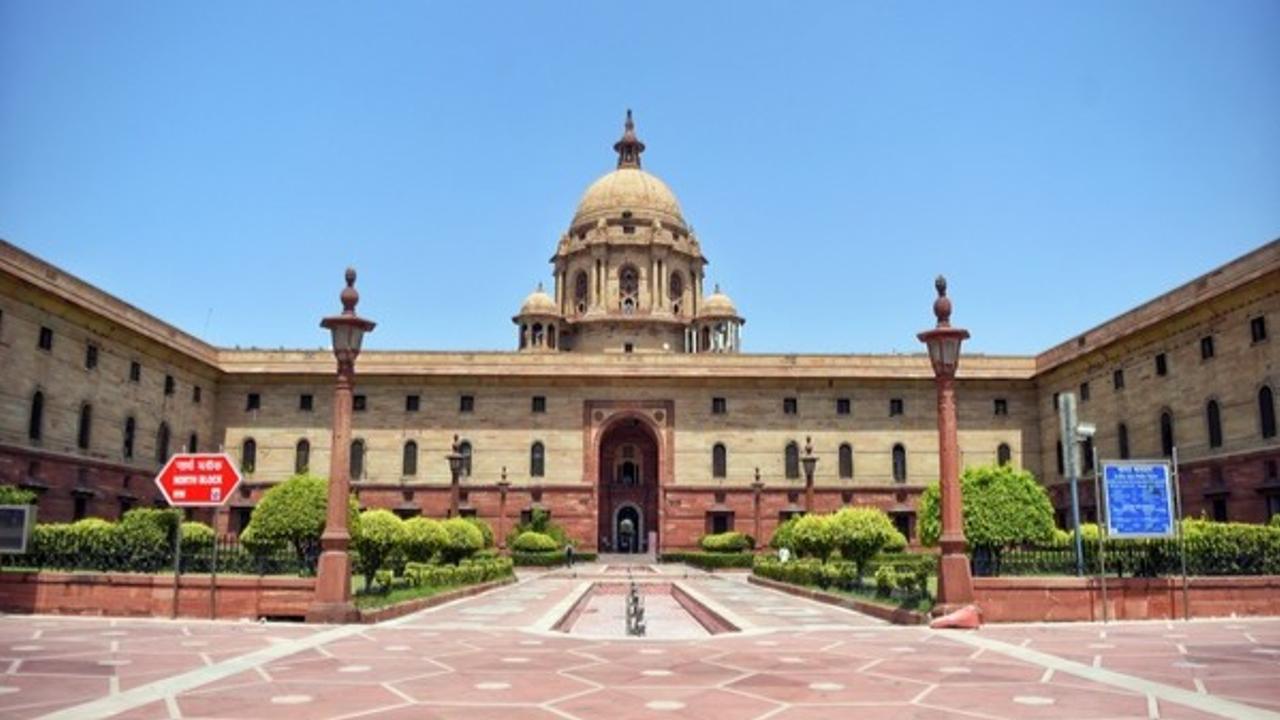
[{"xmin": 0, "ymin": 569, "xmax": 1278, "ymax": 719}]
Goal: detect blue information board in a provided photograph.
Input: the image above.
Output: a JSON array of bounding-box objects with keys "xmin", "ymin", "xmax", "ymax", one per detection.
[{"xmin": 1102, "ymin": 462, "xmax": 1175, "ymax": 538}]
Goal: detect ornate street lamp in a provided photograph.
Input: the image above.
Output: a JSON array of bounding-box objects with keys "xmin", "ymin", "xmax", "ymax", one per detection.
[
  {"xmin": 917, "ymin": 275, "xmax": 974, "ymax": 615},
  {"xmin": 800, "ymin": 436, "xmax": 818, "ymax": 513},
  {"xmin": 307, "ymin": 268, "xmax": 375, "ymax": 624},
  {"xmin": 497, "ymin": 466, "xmax": 510, "ymax": 549},
  {"xmin": 446, "ymin": 435, "xmax": 465, "ymax": 518}
]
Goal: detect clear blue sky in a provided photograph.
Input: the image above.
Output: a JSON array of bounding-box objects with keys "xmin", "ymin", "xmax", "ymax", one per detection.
[{"xmin": 2, "ymin": 2, "xmax": 1277, "ymax": 355}]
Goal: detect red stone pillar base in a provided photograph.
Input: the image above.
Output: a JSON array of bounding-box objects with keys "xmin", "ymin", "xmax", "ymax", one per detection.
[
  {"xmin": 306, "ymin": 550, "xmax": 358, "ymax": 623},
  {"xmin": 933, "ymin": 551, "xmax": 975, "ymax": 617}
]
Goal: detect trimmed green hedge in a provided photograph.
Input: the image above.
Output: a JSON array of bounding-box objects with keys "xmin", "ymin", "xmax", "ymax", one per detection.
[
  {"xmin": 511, "ymin": 550, "xmax": 599, "ymax": 566},
  {"xmin": 753, "ymin": 552, "xmax": 934, "ymax": 599},
  {"xmin": 661, "ymin": 551, "xmax": 754, "ymax": 569},
  {"xmin": 699, "ymin": 532, "xmax": 753, "ymax": 553},
  {"xmin": 0, "ymin": 485, "xmax": 37, "ymax": 505},
  {"xmin": 512, "ymin": 531, "xmax": 559, "ymax": 552},
  {"xmin": 402, "ymin": 557, "xmax": 513, "ymax": 588}
]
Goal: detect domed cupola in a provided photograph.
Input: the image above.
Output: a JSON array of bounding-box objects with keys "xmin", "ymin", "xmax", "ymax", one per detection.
[
  {"xmin": 512, "ymin": 283, "xmax": 562, "ymax": 352},
  {"xmin": 691, "ymin": 284, "xmax": 744, "ymax": 353}
]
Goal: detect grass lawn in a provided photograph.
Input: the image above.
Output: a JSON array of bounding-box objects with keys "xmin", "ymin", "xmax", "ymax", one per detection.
[{"xmin": 351, "ymin": 575, "xmax": 467, "ymax": 610}]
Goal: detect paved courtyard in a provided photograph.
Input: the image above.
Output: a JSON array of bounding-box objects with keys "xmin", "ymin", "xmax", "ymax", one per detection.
[{"xmin": 2, "ymin": 564, "xmax": 1279, "ymax": 719}]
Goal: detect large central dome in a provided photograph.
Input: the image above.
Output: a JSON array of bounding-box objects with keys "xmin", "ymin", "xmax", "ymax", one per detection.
[
  {"xmin": 572, "ymin": 167, "xmax": 685, "ymax": 228},
  {"xmin": 569, "ymin": 109, "xmax": 687, "ymax": 230}
]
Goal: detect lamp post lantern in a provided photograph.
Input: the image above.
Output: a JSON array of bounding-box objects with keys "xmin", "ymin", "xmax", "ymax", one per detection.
[
  {"xmin": 917, "ymin": 275, "xmax": 974, "ymax": 615},
  {"xmin": 446, "ymin": 435, "xmax": 465, "ymax": 518},
  {"xmin": 307, "ymin": 268, "xmax": 375, "ymax": 624},
  {"xmin": 800, "ymin": 437, "xmax": 818, "ymax": 513}
]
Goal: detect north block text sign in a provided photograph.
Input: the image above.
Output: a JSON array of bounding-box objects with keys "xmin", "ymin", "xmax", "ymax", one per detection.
[{"xmin": 154, "ymin": 453, "xmax": 243, "ymax": 507}]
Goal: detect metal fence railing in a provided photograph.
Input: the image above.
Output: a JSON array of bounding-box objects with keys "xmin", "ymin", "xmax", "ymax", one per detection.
[
  {"xmin": 981, "ymin": 538, "xmax": 1275, "ymax": 578},
  {"xmin": 1, "ymin": 535, "xmax": 318, "ymax": 577}
]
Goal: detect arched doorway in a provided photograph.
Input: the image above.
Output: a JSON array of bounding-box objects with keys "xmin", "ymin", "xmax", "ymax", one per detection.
[{"xmin": 597, "ymin": 416, "xmax": 659, "ymax": 553}]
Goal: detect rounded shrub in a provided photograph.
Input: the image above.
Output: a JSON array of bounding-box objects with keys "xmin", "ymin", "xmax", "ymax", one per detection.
[
  {"xmin": 699, "ymin": 531, "xmax": 751, "ymax": 553},
  {"xmin": 512, "ymin": 530, "xmax": 558, "ymax": 552},
  {"xmin": 769, "ymin": 516, "xmax": 798, "ymax": 550},
  {"xmin": 440, "ymin": 517, "xmax": 484, "ymax": 563},
  {"xmin": 179, "ymin": 521, "xmax": 215, "ymax": 555},
  {"xmin": 828, "ymin": 507, "xmax": 907, "ymax": 578},
  {"xmin": 464, "ymin": 517, "xmax": 495, "ymax": 548},
  {"xmin": 402, "ymin": 517, "xmax": 447, "ymax": 563},
  {"xmin": 790, "ymin": 514, "xmax": 834, "ymax": 559},
  {"xmin": 245, "ymin": 474, "xmax": 358, "ymax": 566},
  {"xmin": 920, "ymin": 464, "xmax": 1055, "ymax": 557},
  {"xmin": 353, "ymin": 510, "xmax": 406, "ymax": 588}
]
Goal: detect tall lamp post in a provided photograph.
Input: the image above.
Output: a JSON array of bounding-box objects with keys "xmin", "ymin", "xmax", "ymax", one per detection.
[
  {"xmin": 800, "ymin": 436, "xmax": 818, "ymax": 513},
  {"xmin": 307, "ymin": 268, "xmax": 375, "ymax": 624},
  {"xmin": 497, "ymin": 466, "xmax": 510, "ymax": 549},
  {"xmin": 446, "ymin": 435, "xmax": 464, "ymax": 518},
  {"xmin": 752, "ymin": 467, "xmax": 764, "ymax": 548},
  {"xmin": 917, "ymin": 276, "xmax": 974, "ymax": 615}
]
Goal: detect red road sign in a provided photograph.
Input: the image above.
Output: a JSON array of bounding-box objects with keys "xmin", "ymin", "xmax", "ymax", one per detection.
[{"xmin": 154, "ymin": 453, "xmax": 242, "ymax": 507}]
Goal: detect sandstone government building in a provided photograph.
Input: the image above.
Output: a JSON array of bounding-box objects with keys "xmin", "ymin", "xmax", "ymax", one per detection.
[{"xmin": 1, "ymin": 114, "xmax": 1277, "ymax": 551}]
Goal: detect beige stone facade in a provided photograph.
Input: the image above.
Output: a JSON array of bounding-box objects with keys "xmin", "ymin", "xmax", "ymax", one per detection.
[{"xmin": 1, "ymin": 114, "xmax": 1277, "ymax": 550}]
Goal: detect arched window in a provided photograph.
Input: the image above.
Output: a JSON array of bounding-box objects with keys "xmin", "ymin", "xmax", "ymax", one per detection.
[
  {"xmin": 784, "ymin": 441, "xmax": 800, "ymax": 479},
  {"xmin": 187, "ymin": 433, "xmax": 198, "ymax": 453},
  {"xmin": 712, "ymin": 443, "xmax": 727, "ymax": 478},
  {"xmin": 77, "ymin": 403, "xmax": 92, "ymax": 450},
  {"xmin": 295, "ymin": 439, "xmax": 310, "ymax": 474},
  {"xmin": 28, "ymin": 391, "xmax": 43, "ymax": 441},
  {"xmin": 156, "ymin": 423, "xmax": 170, "ymax": 463},
  {"xmin": 669, "ymin": 272, "xmax": 684, "ymax": 300},
  {"xmin": 997, "ymin": 443, "xmax": 1012, "ymax": 466},
  {"xmin": 700, "ymin": 326, "xmax": 711, "ymax": 352},
  {"xmin": 1117, "ymin": 423, "xmax": 1130, "ymax": 459},
  {"xmin": 519, "ymin": 324, "xmax": 527, "ymax": 349},
  {"xmin": 403, "ymin": 440, "xmax": 418, "ymax": 476},
  {"xmin": 350, "ymin": 439, "xmax": 365, "ymax": 480},
  {"xmin": 619, "ymin": 265, "xmax": 639, "ymax": 297},
  {"xmin": 123, "ymin": 416, "xmax": 136, "ymax": 459},
  {"xmin": 241, "ymin": 437, "xmax": 256, "ymax": 474},
  {"xmin": 548, "ymin": 325, "xmax": 557, "ymax": 349},
  {"xmin": 1261, "ymin": 386, "xmax": 1276, "ymax": 439},
  {"xmin": 1160, "ymin": 411, "xmax": 1175, "ymax": 458},
  {"xmin": 892, "ymin": 444, "xmax": 907, "ymax": 483},
  {"xmin": 530, "ymin": 441, "xmax": 545, "ymax": 477},
  {"xmin": 1206, "ymin": 400, "xmax": 1223, "ymax": 449},
  {"xmin": 838, "ymin": 443, "xmax": 854, "ymax": 479},
  {"xmin": 459, "ymin": 440, "xmax": 472, "ymax": 477},
  {"xmin": 1056, "ymin": 440, "xmax": 1064, "ymax": 474},
  {"xmin": 574, "ymin": 271, "xmax": 589, "ymax": 312}
]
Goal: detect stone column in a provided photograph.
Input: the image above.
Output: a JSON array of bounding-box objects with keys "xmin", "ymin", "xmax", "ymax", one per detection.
[{"xmin": 307, "ymin": 361, "xmax": 358, "ymax": 623}]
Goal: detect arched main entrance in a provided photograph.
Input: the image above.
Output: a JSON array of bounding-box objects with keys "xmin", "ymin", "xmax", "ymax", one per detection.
[{"xmin": 597, "ymin": 416, "xmax": 659, "ymax": 553}]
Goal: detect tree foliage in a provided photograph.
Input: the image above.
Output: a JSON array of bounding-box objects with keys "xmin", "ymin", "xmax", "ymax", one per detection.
[
  {"xmin": 440, "ymin": 517, "xmax": 484, "ymax": 564},
  {"xmin": 512, "ymin": 530, "xmax": 558, "ymax": 552},
  {"xmin": 402, "ymin": 517, "xmax": 447, "ymax": 563},
  {"xmin": 828, "ymin": 507, "xmax": 907, "ymax": 577},
  {"xmin": 353, "ymin": 510, "xmax": 405, "ymax": 588},
  {"xmin": 245, "ymin": 474, "xmax": 359, "ymax": 563},
  {"xmin": 0, "ymin": 484, "xmax": 37, "ymax": 505},
  {"xmin": 919, "ymin": 464, "xmax": 1055, "ymax": 553}
]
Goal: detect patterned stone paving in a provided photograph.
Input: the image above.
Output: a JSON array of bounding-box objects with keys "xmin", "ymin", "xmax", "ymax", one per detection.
[{"xmin": 1, "ymin": 564, "xmax": 1278, "ymax": 719}]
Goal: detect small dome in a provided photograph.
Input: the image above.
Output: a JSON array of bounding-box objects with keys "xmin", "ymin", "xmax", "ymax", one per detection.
[
  {"xmin": 700, "ymin": 285, "xmax": 739, "ymax": 318},
  {"xmin": 517, "ymin": 284, "xmax": 558, "ymax": 317},
  {"xmin": 572, "ymin": 167, "xmax": 685, "ymax": 229}
]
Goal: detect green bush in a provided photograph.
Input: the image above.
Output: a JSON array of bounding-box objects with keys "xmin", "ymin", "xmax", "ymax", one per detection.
[
  {"xmin": 828, "ymin": 507, "xmax": 906, "ymax": 579},
  {"xmin": 769, "ymin": 516, "xmax": 798, "ymax": 550},
  {"xmin": 507, "ymin": 508, "xmax": 573, "ymax": 549},
  {"xmin": 245, "ymin": 474, "xmax": 359, "ymax": 566},
  {"xmin": 699, "ymin": 531, "xmax": 752, "ymax": 553},
  {"xmin": 511, "ymin": 549, "xmax": 598, "ymax": 566},
  {"xmin": 790, "ymin": 514, "xmax": 834, "ymax": 558},
  {"xmin": 179, "ymin": 521, "xmax": 215, "ymax": 555},
  {"xmin": 661, "ymin": 551, "xmax": 754, "ymax": 569},
  {"xmin": 1182, "ymin": 519, "xmax": 1280, "ymax": 575},
  {"xmin": 118, "ymin": 509, "xmax": 180, "ymax": 572},
  {"xmin": 0, "ymin": 485, "xmax": 37, "ymax": 505},
  {"xmin": 464, "ymin": 517, "xmax": 495, "ymax": 548},
  {"xmin": 353, "ymin": 510, "xmax": 406, "ymax": 588},
  {"xmin": 402, "ymin": 517, "xmax": 447, "ymax": 563},
  {"xmin": 920, "ymin": 464, "xmax": 1055, "ymax": 562},
  {"xmin": 403, "ymin": 557, "xmax": 515, "ymax": 588},
  {"xmin": 440, "ymin": 517, "xmax": 484, "ymax": 564},
  {"xmin": 874, "ymin": 565, "xmax": 898, "ymax": 596},
  {"xmin": 1271, "ymin": 514, "xmax": 1280, "ymax": 530},
  {"xmin": 512, "ymin": 530, "xmax": 559, "ymax": 552}
]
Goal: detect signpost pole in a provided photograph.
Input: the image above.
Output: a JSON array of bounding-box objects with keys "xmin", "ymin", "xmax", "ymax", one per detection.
[
  {"xmin": 1059, "ymin": 394, "xmax": 1084, "ymax": 576},
  {"xmin": 171, "ymin": 518, "xmax": 182, "ymax": 619},
  {"xmin": 210, "ymin": 507, "xmax": 221, "ymax": 620},
  {"xmin": 1094, "ymin": 449, "xmax": 1108, "ymax": 623},
  {"xmin": 1172, "ymin": 447, "xmax": 1190, "ymax": 621}
]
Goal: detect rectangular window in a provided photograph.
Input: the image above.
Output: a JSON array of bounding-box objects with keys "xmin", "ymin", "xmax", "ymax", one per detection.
[
  {"xmin": 783, "ymin": 397, "xmax": 797, "ymax": 415},
  {"xmin": 193, "ymin": 385, "xmax": 202, "ymax": 403},
  {"xmin": 406, "ymin": 394, "xmax": 420, "ymax": 412},
  {"xmin": 460, "ymin": 395, "xmax": 475, "ymax": 413},
  {"xmin": 1155, "ymin": 353, "xmax": 1168, "ymax": 376},
  {"xmin": 85, "ymin": 344, "xmax": 98, "ymax": 369},
  {"xmin": 623, "ymin": 342, "xmax": 634, "ymax": 353},
  {"xmin": 1200, "ymin": 335, "xmax": 1214, "ymax": 360},
  {"xmin": 1251, "ymin": 316, "xmax": 1268, "ymax": 343},
  {"xmin": 299, "ymin": 394, "xmax": 314, "ymax": 411},
  {"xmin": 531, "ymin": 395, "xmax": 546, "ymax": 413},
  {"xmin": 246, "ymin": 393, "xmax": 261, "ymax": 411},
  {"xmin": 38, "ymin": 326, "xmax": 53, "ymax": 351},
  {"xmin": 129, "ymin": 361, "xmax": 141, "ymax": 383},
  {"xmin": 889, "ymin": 398, "xmax": 904, "ymax": 417},
  {"xmin": 1113, "ymin": 369, "xmax": 1125, "ymax": 390},
  {"xmin": 1079, "ymin": 382, "xmax": 1090, "ymax": 402},
  {"xmin": 1052, "ymin": 392, "xmax": 1060, "ymax": 410},
  {"xmin": 711, "ymin": 397, "xmax": 727, "ymax": 415},
  {"xmin": 993, "ymin": 398, "xmax": 1008, "ymax": 416},
  {"xmin": 164, "ymin": 374, "xmax": 175, "ymax": 396},
  {"xmin": 835, "ymin": 398, "xmax": 851, "ymax": 415},
  {"xmin": 353, "ymin": 394, "xmax": 367, "ymax": 412}
]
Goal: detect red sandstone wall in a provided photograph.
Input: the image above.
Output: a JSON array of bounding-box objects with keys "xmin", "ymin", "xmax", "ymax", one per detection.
[
  {"xmin": 973, "ymin": 575, "xmax": 1280, "ymax": 623},
  {"xmin": 0, "ymin": 571, "xmax": 314, "ymax": 620}
]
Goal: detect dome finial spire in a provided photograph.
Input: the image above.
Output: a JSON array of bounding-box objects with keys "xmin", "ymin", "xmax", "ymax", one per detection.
[{"xmin": 613, "ymin": 108, "xmax": 645, "ymax": 169}]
